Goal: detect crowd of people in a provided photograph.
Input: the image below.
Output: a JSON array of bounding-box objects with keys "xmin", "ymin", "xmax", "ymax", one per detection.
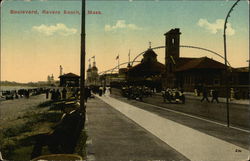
[
  {"xmin": 1, "ymin": 88, "xmax": 46, "ymax": 100},
  {"xmin": 45, "ymin": 87, "xmax": 92, "ymax": 102},
  {"xmin": 0, "ymin": 84, "xmax": 226, "ymax": 106}
]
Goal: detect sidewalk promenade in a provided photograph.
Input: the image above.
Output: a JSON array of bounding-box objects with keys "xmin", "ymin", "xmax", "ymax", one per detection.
[
  {"xmin": 86, "ymin": 96, "xmax": 189, "ymax": 161},
  {"xmin": 87, "ymin": 95, "xmax": 249, "ymax": 161}
]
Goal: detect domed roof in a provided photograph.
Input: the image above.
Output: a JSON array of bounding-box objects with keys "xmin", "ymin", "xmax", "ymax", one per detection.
[
  {"xmin": 92, "ymin": 61, "xmax": 98, "ymax": 71},
  {"xmin": 143, "ymin": 48, "xmax": 157, "ymax": 57},
  {"xmin": 87, "ymin": 63, "xmax": 92, "ymax": 72},
  {"xmin": 59, "ymin": 72, "xmax": 80, "ymax": 78},
  {"xmin": 92, "ymin": 66, "xmax": 98, "ymax": 71},
  {"xmin": 142, "ymin": 48, "xmax": 157, "ymax": 63}
]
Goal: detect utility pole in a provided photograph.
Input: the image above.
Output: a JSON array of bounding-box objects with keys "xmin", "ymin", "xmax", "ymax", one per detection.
[
  {"xmin": 223, "ymin": 0, "xmax": 240, "ymax": 127},
  {"xmin": 80, "ymin": 0, "xmax": 86, "ymax": 118}
]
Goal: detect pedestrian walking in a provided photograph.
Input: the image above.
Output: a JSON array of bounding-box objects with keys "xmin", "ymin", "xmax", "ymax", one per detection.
[
  {"xmin": 230, "ymin": 88, "xmax": 234, "ymax": 101},
  {"xmin": 211, "ymin": 89, "xmax": 219, "ymax": 103},
  {"xmin": 84, "ymin": 87, "xmax": 91, "ymax": 102},
  {"xmin": 46, "ymin": 89, "xmax": 49, "ymax": 99},
  {"xmin": 51, "ymin": 89, "xmax": 56, "ymax": 101},
  {"xmin": 55, "ymin": 89, "xmax": 61, "ymax": 101},
  {"xmin": 99, "ymin": 87, "xmax": 103, "ymax": 96},
  {"xmin": 201, "ymin": 87, "xmax": 209, "ymax": 102},
  {"xmin": 103, "ymin": 87, "xmax": 106, "ymax": 95},
  {"xmin": 62, "ymin": 88, "xmax": 67, "ymax": 100}
]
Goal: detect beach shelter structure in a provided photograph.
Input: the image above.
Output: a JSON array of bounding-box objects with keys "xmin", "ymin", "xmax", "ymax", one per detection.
[{"xmin": 59, "ymin": 73, "xmax": 80, "ymax": 87}]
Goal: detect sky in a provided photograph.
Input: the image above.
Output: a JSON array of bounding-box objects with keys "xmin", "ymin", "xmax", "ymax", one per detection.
[{"xmin": 1, "ymin": 0, "xmax": 249, "ymax": 83}]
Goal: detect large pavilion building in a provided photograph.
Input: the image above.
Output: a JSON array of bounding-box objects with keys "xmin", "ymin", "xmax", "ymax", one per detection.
[
  {"xmin": 162, "ymin": 28, "xmax": 249, "ymax": 98},
  {"xmin": 126, "ymin": 47, "xmax": 165, "ymax": 90},
  {"xmin": 59, "ymin": 73, "xmax": 80, "ymax": 87}
]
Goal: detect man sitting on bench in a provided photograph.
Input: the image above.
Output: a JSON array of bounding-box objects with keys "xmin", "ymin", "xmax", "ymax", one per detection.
[{"xmin": 31, "ymin": 102, "xmax": 85, "ymax": 159}]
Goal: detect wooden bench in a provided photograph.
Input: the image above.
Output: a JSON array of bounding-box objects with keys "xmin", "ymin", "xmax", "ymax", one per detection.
[{"xmin": 31, "ymin": 102, "xmax": 85, "ymax": 159}]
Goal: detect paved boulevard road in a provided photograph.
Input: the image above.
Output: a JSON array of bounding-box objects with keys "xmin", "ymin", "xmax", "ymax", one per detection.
[
  {"xmin": 109, "ymin": 93, "xmax": 249, "ymax": 150},
  {"xmin": 143, "ymin": 93, "xmax": 250, "ymax": 130},
  {"xmin": 111, "ymin": 89, "xmax": 250, "ymax": 131},
  {"xmin": 98, "ymin": 94, "xmax": 249, "ymax": 161}
]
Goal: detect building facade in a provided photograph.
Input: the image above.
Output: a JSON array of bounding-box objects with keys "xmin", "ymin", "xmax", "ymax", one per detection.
[
  {"xmin": 59, "ymin": 73, "xmax": 80, "ymax": 87},
  {"xmin": 162, "ymin": 28, "xmax": 249, "ymax": 98},
  {"xmin": 86, "ymin": 60, "xmax": 99, "ymax": 86},
  {"xmin": 126, "ymin": 47, "xmax": 165, "ymax": 90}
]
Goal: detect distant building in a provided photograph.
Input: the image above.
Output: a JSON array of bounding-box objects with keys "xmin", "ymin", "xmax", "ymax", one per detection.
[
  {"xmin": 101, "ymin": 28, "xmax": 248, "ymax": 99},
  {"xmin": 86, "ymin": 59, "xmax": 99, "ymax": 86},
  {"xmin": 59, "ymin": 72, "xmax": 80, "ymax": 87},
  {"xmin": 162, "ymin": 28, "xmax": 231, "ymax": 91},
  {"xmin": 162, "ymin": 28, "xmax": 249, "ymax": 98},
  {"xmin": 230, "ymin": 67, "xmax": 249, "ymax": 99},
  {"xmin": 47, "ymin": 74, "xmax": 55, "ymax": 85},
  {"xmin": 174, "ymin": 57, "xmax": 226, "ymax": 91},
  {"xmin": 99, "ymin": 73, "xmax": 119, "ymax": 87},
  {"xmin": 127, "ymin": 47, "xmax": 165, "ymax": 90}
]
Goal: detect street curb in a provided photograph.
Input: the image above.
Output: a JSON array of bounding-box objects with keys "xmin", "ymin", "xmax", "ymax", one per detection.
[{"xmin": 85, "ymin": 115, "xmax": 96, "ymax": 161}]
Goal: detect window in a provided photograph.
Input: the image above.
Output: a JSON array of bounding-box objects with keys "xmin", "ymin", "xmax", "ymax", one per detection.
[{"xmin": 172, "ymin": 38, "xmax": 175, "ymax": 44}]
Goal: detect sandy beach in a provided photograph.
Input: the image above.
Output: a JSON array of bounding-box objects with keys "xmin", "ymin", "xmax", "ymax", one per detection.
[
  {"xmin": 0, "ymin": 94, "xmax": 47, "ymax": 129},
  {"xmin": 0, "ymin": 94, "xmax": 62, "ymax": 160}
]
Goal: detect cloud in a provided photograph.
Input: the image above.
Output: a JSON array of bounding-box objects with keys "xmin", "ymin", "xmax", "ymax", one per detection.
[
  {"xmin": 32, "ymin": 23, "xmax": 77, "ymax": 36},
  {"xmin": 23, "ymin": 0, "xmax": 48, "ymax": 1},
  {"xmin": 197, "ymin": 18, "xmax": 235, "ymax": 36},
  {"xmin": 105, "ymin": 20, "xmax": 142, "ymax": 32}
]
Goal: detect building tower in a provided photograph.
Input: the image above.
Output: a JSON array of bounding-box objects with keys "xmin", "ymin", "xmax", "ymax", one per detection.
[
  {"xmin": 86, "ymin": 59, "xmax": 92, "ymax": 85},
  {"xmin": 51, "ymin": 74, "xmax": 54, "ymax": 82},
  {"xmin": 164, "ymin": 28, "xmax": 181, "ymax": 88},
  {"xmin": 47, "ymin": 75, "xmax": 51, "ymax": 83},
  {"xmin": 91, "ymin": 59, "xmax": 99, "ymax": 85},
  {"xmin": 165, "ymin": 28, "xmax": 181, "ymax": 73},
  {"xmin": 59, "ymin": 65, "xmax": 63, "ymax": 76},
  {"xmin": 127, "ymin": 49, "xmax": 132, "ymax": 68}
]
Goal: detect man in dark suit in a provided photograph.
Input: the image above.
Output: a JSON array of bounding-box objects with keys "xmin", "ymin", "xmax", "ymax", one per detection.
[
  {"xmin": 31, "ymin": 102, "xmax": 84, "ymax": 159},
  {"xmin": 201, "ymin": 87, "xmax": 210, "ymax": 102},
  {"xmin": 211, "ymin": 89, "xmax": 219, "ymax": 103}
]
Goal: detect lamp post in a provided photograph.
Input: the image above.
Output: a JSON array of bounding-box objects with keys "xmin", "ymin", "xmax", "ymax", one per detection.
[
  {"xmin": 80, "ymin": 0, "xmax": 86, "ymax": 119},
  {"xmin": 223, "ymin": 0, "xmax": 240, "ymax": 127}
]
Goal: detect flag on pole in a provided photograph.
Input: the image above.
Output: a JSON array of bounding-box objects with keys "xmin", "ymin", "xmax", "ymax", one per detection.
[
  {"xmin": 116, "ymin": 55, "xmax": 119, "ymax": 60},
  {"xmin": 128, "ymin": 50, "xmax": 130, "ymax": 62},
  {"xmin": 92, "ymin": 56, "xmax": 95, "ymax": 62}
]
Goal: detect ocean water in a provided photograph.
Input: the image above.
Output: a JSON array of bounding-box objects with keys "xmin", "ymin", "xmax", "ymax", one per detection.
[{"xmin": 0, "ymin": 86, "xmax": 36, "ymax": 92}]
